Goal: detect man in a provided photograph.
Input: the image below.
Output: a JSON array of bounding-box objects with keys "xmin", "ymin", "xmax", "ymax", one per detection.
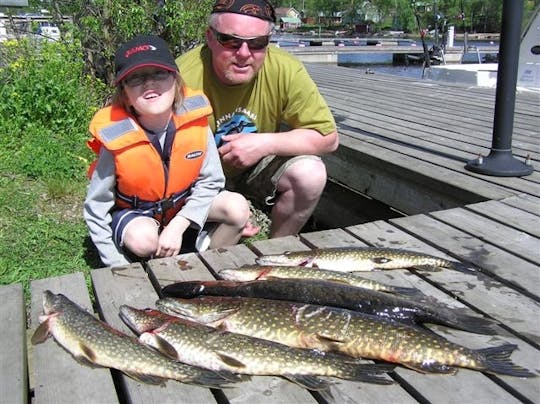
[{"xmin": 178, "ymin": 0, "xmax": 339, "ymax": 238}]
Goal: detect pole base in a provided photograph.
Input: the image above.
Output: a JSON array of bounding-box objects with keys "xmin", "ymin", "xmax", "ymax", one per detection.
[{"xmin": 465, "ymin": 149, "xmax": 533, "ymax": 177}]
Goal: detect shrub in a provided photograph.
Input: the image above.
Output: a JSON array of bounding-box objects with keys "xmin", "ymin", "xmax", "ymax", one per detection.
[{"xmin": 0, "ymin": 38, "xmax": 108, "ymax": 181}]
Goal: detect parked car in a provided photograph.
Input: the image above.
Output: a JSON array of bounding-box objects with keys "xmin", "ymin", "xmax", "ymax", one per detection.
[{"xmin": 36, "ymin": 23, "xmax": 60, "ymax": 41}]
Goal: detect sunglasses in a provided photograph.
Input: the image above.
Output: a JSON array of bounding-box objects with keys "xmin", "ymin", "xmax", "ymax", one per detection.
[
  {"xmin": 123, "ymin": 70, "xmax": 173, "ymax": 88},
  {"xmin": 211, "ymin": 28, "xmax": 270, "ymax": 51}
]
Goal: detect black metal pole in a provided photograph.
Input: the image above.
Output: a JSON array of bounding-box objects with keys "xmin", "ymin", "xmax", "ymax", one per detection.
[{"xmin": 465, "ymin": 0, "xmax": 533, "ymax": 176}]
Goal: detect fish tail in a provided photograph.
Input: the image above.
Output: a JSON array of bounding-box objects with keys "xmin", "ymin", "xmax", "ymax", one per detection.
[
  {"xmin": 434, "ymin": 311, "xmax": 500, "ymax": 334},
  {"xmin": 340, "ymin": 363, "xmax": 396, "ymax": 385},
  {"xmin": 479, "ymin": 344, "xmax": 537, "ymax": 378},
  {"xmin": 283, "ymin": 374, "xmax": 332, "ymax": 390},
  {"xmin": 444, "ymin": 261, "xmax": 478, "ymax": 273},
  {"xmin": 190, "ymin": 370, "xmax": 243, "ymax": 388}
]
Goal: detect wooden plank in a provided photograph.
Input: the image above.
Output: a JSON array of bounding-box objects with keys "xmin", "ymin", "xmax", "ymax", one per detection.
[
  {"xmin": 30, "ymin": 273, "xmax": 119, "ymax": 404},
  {"xmin": 299, "ymin": 226, "xmax": 539, "ymax": 403},
  {"xmin": 0, "ymin": 283, "xmax": 27, "ymax": 404},
  {"xmin": 428, "ymin": 208, "xmax": 540, "ymax": 264},
  {"xmin": 500, "ymin": 193, "xmax": 540, "ymax": 215},
  {"xmin": 465, "ymin": 199, "xmax": 540, "ymax": 237},
  {"xmin": 147, "ymin": 252, "xmax": 319, "ymax": 404},
  {"xmin": 90, "ymin": 263, "xmax": 218, "ymax": 404}
]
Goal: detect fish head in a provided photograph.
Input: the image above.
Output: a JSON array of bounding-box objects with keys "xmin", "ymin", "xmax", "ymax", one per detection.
[
  {"xmin": 255, "ymin": 251, "xmax": 313, "ymax": 266},
  {"xmin": 156, "ymin": 297, "xmax": 240, "ymax": 324},
  {"xmin": 118, "ymin": 305, "xmax": 170, "ymax": 335},
  {"xmin": 42, "ymin": 290, "xmax": 72, "ymax": 315}
]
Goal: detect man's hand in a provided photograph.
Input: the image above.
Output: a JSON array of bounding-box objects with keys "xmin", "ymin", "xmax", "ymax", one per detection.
[{"xmin": 218, "ymin": 133, "xmax": 270, "ymax": 169}]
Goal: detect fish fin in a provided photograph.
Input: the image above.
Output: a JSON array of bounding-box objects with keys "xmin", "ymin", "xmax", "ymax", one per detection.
[
  {"xmin": 31, "ymin": 321, "xmax": 51, "ymax": 345},
  {"xmin": 412, "ymin": 264, "xmax": 443, "ymax": 272},
  {"xmin": 402, "ymin": 361, "xmax": 458, "ymax": 374},
  {"xmin": 340, "ymin": 363, "xmax": 396, "ymax": 384},
  {"xmin": 387, "ymin": 286, "xmax": 425, "ymax": 296},
  {"xmin": 214, "ymin": 369, "xmax": 247, "ymax": 383},
  {"xmin": 78, "ymin": 342, "xmax": 98, "ymax": 363},
  {"xmin": 139, "ymin": 332, "xmax": 179, "ymax": 360},
  {"xmin": 479, "ymin": 344, "xmax": 537, "ymax": 377},
  {"xmin": 123, "ymin": 370, "xmax": 167, "ymax": 386},
  {"xmin": 312, "ymin": 387, "xmax": 335, "ymax": 402},
  {"xmin": 282, "ymin": 374, "xmax": 331, "ymax": 391},
  {"xmin": 216, "ymin": 352, "xmax": 248, "ymax": 369}
]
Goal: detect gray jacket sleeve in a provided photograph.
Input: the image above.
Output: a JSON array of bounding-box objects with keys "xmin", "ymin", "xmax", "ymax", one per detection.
[
  {"xmin": 83, "ymin": 148, "xmax": 130, "ymax": 267},
  {"xmin": 177, "ymin": 128, "xmax": 225, "ymax": 229}
]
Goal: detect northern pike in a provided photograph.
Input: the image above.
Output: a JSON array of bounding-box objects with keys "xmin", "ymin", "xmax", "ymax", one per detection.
[
  {"xmin": 255, "ymin": 247, "xmax": 467, "ymax": 272},
  {"xmin": 119, "ymin": 305, "xmax": 395, "ymax": 390},
  {"xmin": 218, "ymin": 265, "xmax": 420, "ymax": 295},
  {"xmin": 157, "ymin": 296, "xmax": 537, "ymax": 378},
  {"xmin": 31, "ymin": 290, "xmax": 240, "ymax": 387},
  {"xmin": 161, "ymin": 278, "xmax": 499, "ymax": 334}
]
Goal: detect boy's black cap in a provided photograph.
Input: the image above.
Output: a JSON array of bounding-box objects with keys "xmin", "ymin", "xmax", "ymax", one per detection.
[
  {"xmin": 212, "ymin": 0, "xmax": 276, "ymax": 23},
  {"xmin": 115, "ymin": 35, "xmax": 178, "ymax": 84}
]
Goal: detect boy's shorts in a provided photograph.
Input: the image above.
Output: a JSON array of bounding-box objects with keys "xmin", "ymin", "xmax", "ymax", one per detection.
[
  {"xmin": 226, "ymin": 154, "xmax": 322, "ymax": 211},
  {"xmin": 111, "ymin": 208, "xmax": 203, "ymax": 255}
]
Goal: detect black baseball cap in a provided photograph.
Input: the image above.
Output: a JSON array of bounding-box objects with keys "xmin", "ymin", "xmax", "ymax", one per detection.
[
  {"xmin": 212, "ymin": 0, "xmax": 276, "ymax": 23},
  {"xmin": 114, "ymin": 35, "xmax": 178, "ymax": 85}
]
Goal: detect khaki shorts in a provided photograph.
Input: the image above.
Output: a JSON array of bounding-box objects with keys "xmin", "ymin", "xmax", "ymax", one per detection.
[{"xmin": 226, "ymin": 155, "xmax": 322, "ymax": 211}]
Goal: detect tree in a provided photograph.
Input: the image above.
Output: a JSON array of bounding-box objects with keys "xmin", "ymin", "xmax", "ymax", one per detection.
[{"xmin": 31, "ymin": 0, "xmax": 213, "ymax": 84}]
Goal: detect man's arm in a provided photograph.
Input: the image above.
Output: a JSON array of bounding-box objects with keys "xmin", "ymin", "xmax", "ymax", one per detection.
[{"xmin": 219, "ymin": 128, "xmax": 339, "ymax": 169}]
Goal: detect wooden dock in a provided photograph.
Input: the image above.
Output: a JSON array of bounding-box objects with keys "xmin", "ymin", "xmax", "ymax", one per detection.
[
  {"xmin": 13, "ymin": 191, "xmax": 538, "ymax": 403},
  {"xmin": 305, "ymin": 63, "xmax": 540, "ymax": 221},
  {"xmin": 2, "ymin": 65, "xmax": 539, "ymax": 403}
]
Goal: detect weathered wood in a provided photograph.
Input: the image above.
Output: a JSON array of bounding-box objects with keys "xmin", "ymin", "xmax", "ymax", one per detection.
[
  {"xmin": 304, "ymin": 63, "xmax": 540, "ymax": 219},
  {"xmin": 90, "ymin": 263, "xmax": 218, "ymax": 404},
  {"xmin": 0, "ymin": 283, "xmax": 27, "ymax": 404},
  {"xmin": 30, "ymin": 273, "xmax": 119, "ymax": 404},
  {"xmin": 429, "ymin": 208, "xmax": 540, "ymax": 264},
  {"xmin": 465, "ymin": 199, "xmax": 540, "ymax": 237}
]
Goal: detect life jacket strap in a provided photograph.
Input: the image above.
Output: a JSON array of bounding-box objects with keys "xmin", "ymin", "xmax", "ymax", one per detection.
[{"xmin": 116, "ymin": 188, "xmax": 191, "ymax": 223}]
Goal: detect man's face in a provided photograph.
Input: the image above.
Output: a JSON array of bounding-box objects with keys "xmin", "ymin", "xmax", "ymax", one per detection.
[{"xmin": 206, "ymin": 13, "xmax": 272, "ymax": 86}]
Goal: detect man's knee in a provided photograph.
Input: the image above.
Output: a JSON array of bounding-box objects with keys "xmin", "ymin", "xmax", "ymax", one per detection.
[{"xmin": 282, "ymin": 158, "xmax": 327, "ymax": 195}]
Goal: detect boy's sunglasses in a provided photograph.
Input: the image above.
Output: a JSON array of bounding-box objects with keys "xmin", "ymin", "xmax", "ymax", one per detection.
[
  {"xmin": 123, "ymin": 70, "xmax": 173, "ymax": 88},
  {"xmin": 211, "ymin": 28, "xmax": 270, "ymax": 51}
]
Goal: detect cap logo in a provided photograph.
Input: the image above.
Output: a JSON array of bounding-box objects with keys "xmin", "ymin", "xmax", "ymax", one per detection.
[{"xmin": 125, "ymin": 44, "xmax": 157, "ymax": 58}]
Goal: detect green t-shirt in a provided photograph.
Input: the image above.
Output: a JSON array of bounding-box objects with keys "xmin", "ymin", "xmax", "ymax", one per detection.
[{"xmin": 177, "ymin": 45, "xmax": 336, "ymax": 147}]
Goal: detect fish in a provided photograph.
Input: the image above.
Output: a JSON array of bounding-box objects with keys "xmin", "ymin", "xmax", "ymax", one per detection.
[
  {"xmin": 157, "ymin": 296, "xmax": 537, "ymax": 378},
  {"xmin": 255, "ymin": 247, "xmax": 468, "ymax": 272},
  {"xmin": 218, "ymin": 264, "xmax": 420, "ymax": 295},
  {"xmin": 30, "ymin": 290, "xmax": 240, "ymax": 387},
  {"xmin": 161, "ymin": 278, "xmax": 499, "ymax": 334},
  {"xmin": 119, "ymin": 305, "xmax": 395, "ymax": 390}
]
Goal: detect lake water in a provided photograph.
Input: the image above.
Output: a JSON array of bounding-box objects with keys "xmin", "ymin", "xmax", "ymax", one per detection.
[{"xmin": 338, "ymin": 40, "xmax": 499, "ymax": 80}]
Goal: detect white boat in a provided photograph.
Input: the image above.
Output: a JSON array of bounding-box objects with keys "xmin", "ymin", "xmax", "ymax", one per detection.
[{"xmin": 426, "ymin": 6, "xmax": 539, "ymax": 91}]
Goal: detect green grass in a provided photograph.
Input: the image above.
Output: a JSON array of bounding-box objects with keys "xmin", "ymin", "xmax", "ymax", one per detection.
[{"xmin": 0, "ymin": 170, "xmax": 101, "ymax": 296}]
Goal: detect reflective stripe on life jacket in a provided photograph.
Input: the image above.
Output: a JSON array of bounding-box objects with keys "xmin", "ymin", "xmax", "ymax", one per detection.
[{"xmin": 87, "ymin": 88, "xmax": 212, "ymax": 224}]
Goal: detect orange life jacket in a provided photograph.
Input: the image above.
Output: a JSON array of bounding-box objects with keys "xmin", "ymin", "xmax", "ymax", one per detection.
[{"xmin": 87, "ymin": 88, "xmax": 212, "ymax": 224}]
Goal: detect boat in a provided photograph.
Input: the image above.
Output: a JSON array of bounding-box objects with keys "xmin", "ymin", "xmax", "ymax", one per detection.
[{"xmin": 426, "ymin": 6, "xmax": 539, "ymax": 91}]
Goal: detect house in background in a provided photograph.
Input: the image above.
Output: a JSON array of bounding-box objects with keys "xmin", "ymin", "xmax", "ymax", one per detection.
[{"xmin": 275, "ymin": 7, "xmax": 302, "ymax": 30}]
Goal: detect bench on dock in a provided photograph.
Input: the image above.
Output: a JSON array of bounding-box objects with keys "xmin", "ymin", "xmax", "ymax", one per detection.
[{"xmin": 23, "ymin": 193, "xmax": 539, "ymax": 404}]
